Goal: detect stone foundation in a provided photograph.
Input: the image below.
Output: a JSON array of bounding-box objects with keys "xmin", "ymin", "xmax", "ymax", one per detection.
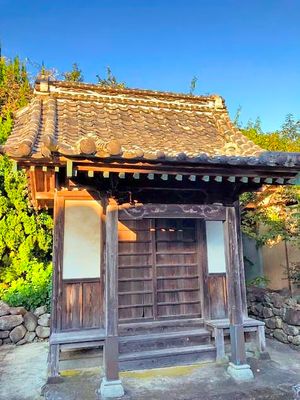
[
  {"xmin": 247, "ymin": 287, "xmax": 300, "ymax": 349},
  {"xmin": 0, "ymin": 301, "xmax": 50, "ymax": 346}
]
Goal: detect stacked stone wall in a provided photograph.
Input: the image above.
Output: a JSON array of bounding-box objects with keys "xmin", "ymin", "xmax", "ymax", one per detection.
[
  {"xmin": 0, "ymin": 301, "xmax": 50, "ymax": 346},
  {"xmin": 247, "ymin": 287, "xmax": 300, "ymax": 348}
]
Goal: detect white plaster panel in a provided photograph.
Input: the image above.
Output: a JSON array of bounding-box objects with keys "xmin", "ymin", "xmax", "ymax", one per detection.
[
  {"xmin": 63, "ymin": 199, "xmax": 102, "ymax": 279},
  {"xmin": 206, "ymin": 221, "xmax": 226, "ymax": 274}
]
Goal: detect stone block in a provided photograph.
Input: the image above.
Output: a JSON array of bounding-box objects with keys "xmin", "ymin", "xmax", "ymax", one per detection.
[
  {"xmin": 9, "ymin": 325, "xmax": 26, "ymax": 343},
  {"xmin": 275, "ymin": 317, "xmax": 283, "ymax": 329},
  {"xmin": 255, "ymin": 304, "xmax": 264, "ymax": 317},
  {"xmin": 273, "ymin": 307, "xmax": 284, "ymax": 317},
  {"xmin": 9, "ymin": 307, "xmax": 27, "ymax": 316},
  {"xmin": 265, "ymin": 317, "xmax": 276, "ymax": 329},
  {"xmin": 24, "ymin": 312, "xmax": 38, "ymax": 332},
  {"xmin": 3, "ymin": 337, "xmax": 12, "ymax": 344},
  {"xmin": 38, "ymin": 313, "xmax": 50, "ymax": 327},
  {"xmin": 0, "ymin": 330, "xmax": 9, "ymax": 339},
  {"xmin": 292, "ymin": 335, "xmax": 300, "ymax": 346},
  {"xmin": 268, "ymin": 293, "xmax": 284, "ymax": 308},
  {"xmin": 282, "ymin": 323, "xmax": 299, "ymax": 336},
  {"xmin": 0, "ymin": 301, "xmax": 10, "ymax": 317},
  {"xmin": 24, "ymin": 331, "xmax": 36, "ymax": 343},
  {"xmin": 284, "ymin": 308, "xmax": 300, "ymax": 326},
  {"xmin": 16, "ymin": 338, "xmax": 27, "ymax": 346},
  {"xmin": 34, "ymin": 305, "xmax": 47, "ymax": 317},
  {"xmin": 273, "ymin": 329, "xmax": 289, "ymax": 343},
  {"xmin": 0, "ymin": 314, "xmax": 23, "ymax": 330},
  {"xmin": 263, "ymin": 307, "xmax": 274, "ymax": 318},
  {"xmin": 36, "ymin": 325, "xmax": 50, "ymax": 338}
]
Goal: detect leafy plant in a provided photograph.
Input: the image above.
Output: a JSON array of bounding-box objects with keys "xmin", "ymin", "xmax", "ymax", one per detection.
[
  {"xmin": 246, "ymin": 275, "xmax": 270, "ymax": 288},
  {"xmin": 0, "ymin": 55, "xmax": 53, "ymax": 309},
  {"xmin": 96, "ymin": 66, "xmax": 126, "ymax": 89}
]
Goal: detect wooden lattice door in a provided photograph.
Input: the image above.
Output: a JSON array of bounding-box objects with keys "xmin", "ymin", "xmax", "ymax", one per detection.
[{"xmin": 118, "ymin": 218, "xmax": 202, "ymax": 322}]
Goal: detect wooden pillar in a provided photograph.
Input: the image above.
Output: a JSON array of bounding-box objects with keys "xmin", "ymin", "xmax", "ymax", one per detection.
[
  {"xmin": 100, "ymin": 201, "xmax": 124, "ymax": 398},
  {"xmin": 224, "ymin": 206, "xmax": 254, "ymax": 380},
  {"xmin": 48, "ymin": 192, "xmax": 64, "ymax": 382},
  {"xmin": 234, "ymin": 200, "xmax": 248, "ymax": 317}
]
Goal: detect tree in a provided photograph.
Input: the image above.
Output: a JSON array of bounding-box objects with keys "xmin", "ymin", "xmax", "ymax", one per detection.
[
  {"xmin": 63, "ymin": 63, "xmax": 84, "ymax": 82},
  {"xmin": 96, "ymin": 66, "xmax": 126, "ymax": 89},
  {"xmin": 240, "ymin": 115, "xmax": 300, "ymax": 248},
  {"xmin": 0, "ymin": 55, "xmax": 53, "ymax": 310}
]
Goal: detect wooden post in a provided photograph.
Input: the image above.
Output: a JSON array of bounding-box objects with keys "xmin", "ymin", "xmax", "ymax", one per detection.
[
  {"xmin": 224, "ymin": 206, "xmax": 254, "ymax": 381},
  {"xmin": 234, "ymin": 200, "xmax": 248, "ymax": 317},
  {"xmin": 100, "ymin": 201, "xmax": 124, "ymax": 398},
  {"xmin": 48, "ymin": 192, "xmax": 64, "ymax": 382}
]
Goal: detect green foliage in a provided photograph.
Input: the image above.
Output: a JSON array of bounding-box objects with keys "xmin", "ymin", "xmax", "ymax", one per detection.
[
  {"xmin": 0, "ymin": 55, "xmax": 53, "ymax": 310},
  {"xmin": 240, "ymin": 114, "xmax": 300, "ymax": 247},
  {"xmin": 246, "ymin": 275, "xmax": 270, "ymax": 288},
  {"xmin": 96, "ymin": 66, "xmax": 126, "ymax": 89},
  {"xmin": 189, "ymin": 76, "xmax": 198, "ymax": 95},
  {"xmin": 63, "ymin": 63, "xmax": 84, "ymax": 82},
  {"xmin": 1, "ymin": 262, "xmax": 52, "ymax": 311}
]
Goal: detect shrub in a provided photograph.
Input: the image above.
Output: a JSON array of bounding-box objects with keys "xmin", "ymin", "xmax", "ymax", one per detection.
[{"xmin": 0, "ymin": 261, "xmax": 52, "ymax": 311}]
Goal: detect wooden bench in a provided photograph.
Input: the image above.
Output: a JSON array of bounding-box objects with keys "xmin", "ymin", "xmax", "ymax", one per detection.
[
  {"xmin": 48, "ymin": 328, "xmax": 105, "ymax": 379},
  {"xmin": 205, "ymin": 318, "xmax": 266, "ymax": 362}
]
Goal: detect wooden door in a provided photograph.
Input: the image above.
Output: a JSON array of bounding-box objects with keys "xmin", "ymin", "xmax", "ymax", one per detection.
[{"xmin": 118, "ymin": 218, "xmax": 202, "ymax": 322}]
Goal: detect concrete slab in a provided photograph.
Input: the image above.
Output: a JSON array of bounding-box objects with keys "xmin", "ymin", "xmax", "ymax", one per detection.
[{"xmin": 1, "ymin": 338, "xmax": 300, "ymax": 400}]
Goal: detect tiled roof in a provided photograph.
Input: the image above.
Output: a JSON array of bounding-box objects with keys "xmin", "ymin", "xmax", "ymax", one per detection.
[{"xmin": 2, "ymin": 80, "xmax": 300, "ymax": 168}]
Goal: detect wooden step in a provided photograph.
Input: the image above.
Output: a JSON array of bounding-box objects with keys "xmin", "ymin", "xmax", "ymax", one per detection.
[
  {"xmin": 119, "ymin": 344, "xmax": 216, "ymax": 371},
  {"xmin": 119, "ymin": 329, "xmax": 210, "ymax": 353},
  {"xmin": 119, "ymin": 318, "xmax": 204, "ymax": 335}
]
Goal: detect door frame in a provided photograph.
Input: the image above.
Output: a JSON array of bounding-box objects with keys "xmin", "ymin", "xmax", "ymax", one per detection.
[{"xmin": 118, "ymin": 204, "xmax": 227, "ymax": 321}]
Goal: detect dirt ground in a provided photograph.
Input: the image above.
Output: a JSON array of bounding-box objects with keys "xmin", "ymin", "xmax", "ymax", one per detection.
[{"xmin": 0, "ymin": 338, "xmax": 300, "ymax": 400}]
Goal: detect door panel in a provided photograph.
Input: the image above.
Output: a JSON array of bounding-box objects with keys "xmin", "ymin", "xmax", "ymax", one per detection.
[{"xmin": 118, "ymin": 217, "xmax": 202, "ymax": 322}]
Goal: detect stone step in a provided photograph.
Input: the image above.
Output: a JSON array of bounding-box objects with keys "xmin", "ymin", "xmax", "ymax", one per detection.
[
  {"xmin": 119, "ymin": 328, "xmax": 211, "ymax": 353},
  {"xmin": 119, "ymin": 343, "xmax": 216, "ymax": 371}
]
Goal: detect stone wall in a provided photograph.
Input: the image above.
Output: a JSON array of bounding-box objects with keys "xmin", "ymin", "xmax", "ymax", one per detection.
[
  {"xmin": 247, "ymin": 287, "xmax": 300, "ymax": 348},
  {"xmin": 0, "ymin": 301, "xmax": 50, "ymax": 346}
]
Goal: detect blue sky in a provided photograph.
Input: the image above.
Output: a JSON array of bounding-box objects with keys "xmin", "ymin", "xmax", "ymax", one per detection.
[{"xmin": 1, "ymin": 0, "xmax": 300, "ymax": 132}]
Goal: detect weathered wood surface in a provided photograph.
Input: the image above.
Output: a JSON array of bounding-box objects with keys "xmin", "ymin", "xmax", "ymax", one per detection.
[
  {"xmin": 104, "ymin": 202, "xmax": 120, "ymax": 381},
  {"xmin": 208, "ymin": 274, "xmax": 228, "ymax": 319},
  {"xmin": 224, "ymin": 206, "xmax": 247, "ymax": 365},
  {"xmin": 234, "ymin": 200, "xmax": 248, "ymax": 317},
  {"xmin": 61, "ymin": 280, "xmax": 102, "ymax": 330},
  {"xmin": 118, "ymin": 217, "xmax": 202, "ymax": 322},
  {"xmin": 119, "ymin": 204, "xmax": 226, "ymax": 220},
  {"xmin": 50, "ymin": 328, "xmax": 105, "ymax": 345}
]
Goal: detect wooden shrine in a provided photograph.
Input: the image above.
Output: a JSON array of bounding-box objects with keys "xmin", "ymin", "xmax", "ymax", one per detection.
[{"xmin": 2, "ymin": 78, "xmax": 300, "ymax": 397}]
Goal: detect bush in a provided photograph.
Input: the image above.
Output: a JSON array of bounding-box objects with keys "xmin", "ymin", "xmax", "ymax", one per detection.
[{"xmin": 0, "ymin": 261, "xmax": 52, "ymax": 311}]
